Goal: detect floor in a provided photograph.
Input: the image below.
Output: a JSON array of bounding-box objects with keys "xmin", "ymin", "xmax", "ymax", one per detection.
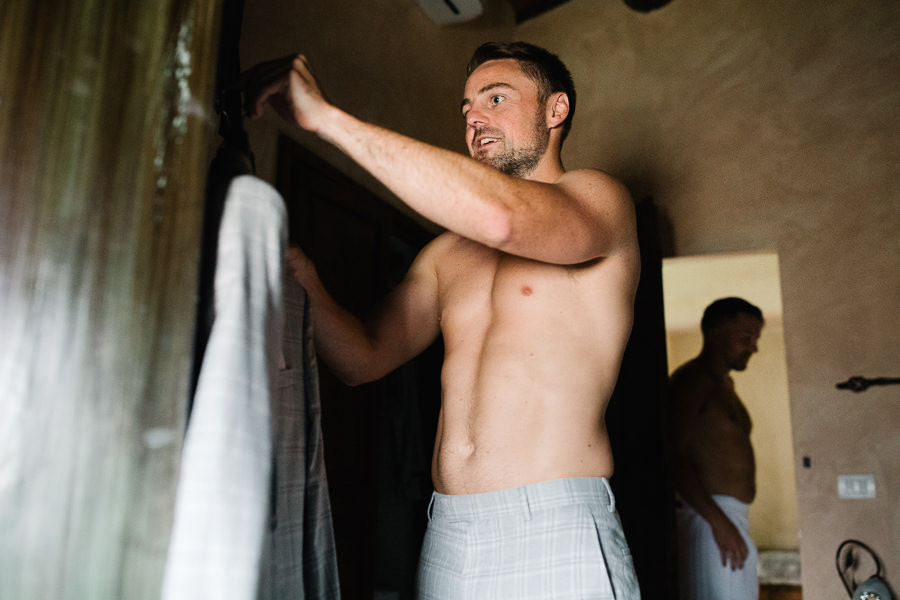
[{"xmin": 760, "ymin": 584, "xmax": 803, "ymax": 600}]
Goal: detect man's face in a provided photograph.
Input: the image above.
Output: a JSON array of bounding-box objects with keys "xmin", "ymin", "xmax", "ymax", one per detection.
[
  {"xmin": 716, "ymin": 313, "xmax": 763, "ymax": 372},
  {"xmin": 461, "ymin": 59, "xmax": 550, "ymax": 178}
]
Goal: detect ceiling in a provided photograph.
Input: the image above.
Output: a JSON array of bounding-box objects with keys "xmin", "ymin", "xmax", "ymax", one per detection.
[{"xmin": 507, "ymin": 0, "xmax": 672, "ymax": 23}]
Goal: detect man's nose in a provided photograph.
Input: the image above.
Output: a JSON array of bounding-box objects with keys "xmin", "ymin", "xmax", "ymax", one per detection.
[{"xmin": 466, "ymin": 107, "xmax": 488, "ymax": 128}]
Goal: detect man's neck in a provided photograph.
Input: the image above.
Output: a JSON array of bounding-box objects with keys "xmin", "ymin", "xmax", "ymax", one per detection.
[
  {"xmin": 695, "ymin": 350, "xmax": 731, "ymax": 380},
  {"xmin": 524, "ymin": 143, "xmax": 566, "ymax": 183}
]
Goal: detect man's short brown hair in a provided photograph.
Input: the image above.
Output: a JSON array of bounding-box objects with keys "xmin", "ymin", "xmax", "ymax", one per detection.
[
  {"xmin": 467, "ymin": 41, "xmax": 576, "ymax": 142},
  {"xmin": 701, "ymin": 297, "xmax": 764, "ymax": 334}
]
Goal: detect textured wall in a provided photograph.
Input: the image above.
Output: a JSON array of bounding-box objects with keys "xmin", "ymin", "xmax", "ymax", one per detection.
[{"xmin": 518, "ymin": 1, "xmax": 900, "ymax": 597}]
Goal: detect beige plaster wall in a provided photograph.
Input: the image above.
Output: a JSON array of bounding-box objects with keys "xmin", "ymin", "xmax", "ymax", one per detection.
[
  {"xmin": 517, "ymin": 1, "xmax": 900, "ymax": 597},
  {"xmin": 240, "ymin": 0, "xmax": 900, "ymax": 597}
]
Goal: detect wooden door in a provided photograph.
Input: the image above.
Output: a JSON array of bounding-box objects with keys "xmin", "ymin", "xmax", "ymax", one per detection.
[
  {"xmin": 0, "ymin": 2, "xmax": 220, "ymax": 598},
  {"xmin": 276, "ymin": 136, "xmax": 441, "ymax": 600}
]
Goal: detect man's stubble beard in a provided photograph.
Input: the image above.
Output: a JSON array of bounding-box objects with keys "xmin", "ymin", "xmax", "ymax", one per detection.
[{"xmin": 477, "ymin": 109, "xmax": 550, "ymax": 178}]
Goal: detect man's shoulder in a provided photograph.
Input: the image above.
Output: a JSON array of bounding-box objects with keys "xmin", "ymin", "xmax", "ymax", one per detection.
[
  {"xmin": 670, "ymin": 361, "xmax": 715, "ymax": 394},
  {"xmin": 425, "ymin": 231, "xmax": 474, "ymax": 255},
  {"xmin": 557, "ymin": 167, "xmax": 621, "ymax": 182},
  {"xmin": 556, "ymin": 168, "xmax": 637, "ymax": 251},
  {"xmin": 420, "ymin": 231, "xmax": 491, "ymax": 271},
  {"xmin": 556, "ymin": 168, "xmax": 631, "ymax": 202}
]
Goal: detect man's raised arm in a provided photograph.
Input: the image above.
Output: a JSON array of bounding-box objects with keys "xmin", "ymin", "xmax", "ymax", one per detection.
[{"xmin": 237, "ymin": 55, "xmax": 635, "ymax": 266}]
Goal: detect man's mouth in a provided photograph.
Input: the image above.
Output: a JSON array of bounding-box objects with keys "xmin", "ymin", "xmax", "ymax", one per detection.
[
  {"xmin": 473, "ymin": 137, "xmax": 501, "ymax": 155},
  {"xmin": 472, "ymin": 129, "xmax": 503, "ymax": 154}
]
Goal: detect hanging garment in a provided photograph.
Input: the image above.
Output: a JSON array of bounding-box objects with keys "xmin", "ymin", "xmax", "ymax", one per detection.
[
  {"xmin": 162, "ymin": 175, "xmax": 286, "ymax": 600},
  {"xmin": 257, "ymin": 273, "xmax": 341, "ymax": 599}
]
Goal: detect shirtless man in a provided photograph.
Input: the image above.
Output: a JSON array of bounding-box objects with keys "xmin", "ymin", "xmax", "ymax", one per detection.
[
  {"xmin": 670, "ymin": 297, "xmax": 764, "ymax": 600},
  {"xmin": 239, "ymin": 41, "xmax": 641, "ymax": 598}
]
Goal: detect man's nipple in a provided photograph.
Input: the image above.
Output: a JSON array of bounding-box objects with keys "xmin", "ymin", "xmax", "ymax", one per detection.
[{"xmin": 521, "ymin": 285, "xmax": 533, "ymax": 296}]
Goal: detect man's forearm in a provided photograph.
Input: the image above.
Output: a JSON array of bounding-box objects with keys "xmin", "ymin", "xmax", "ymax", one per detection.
[
  {"xmin": 676, "ymin": 463, "xmax": 749, "ymax": 568},
  {"xmin": 294, "ymin": 268, "xmax": 380, "ymax": 386},
  {"xmin": 316, "ymin": 106, "xmax": 515, "ymax": 246},
  {"xmin": 676, "ymin": 466, "xmax": 731, "ymax": 527}
]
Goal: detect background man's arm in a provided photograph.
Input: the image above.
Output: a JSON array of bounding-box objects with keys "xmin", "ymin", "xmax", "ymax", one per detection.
[
  {"xmin": 239, "ymin": 55, "xmax": 635, "ymax": 265},
  {"xmin": 287, "ymin": 243, "xmax": 441, "ymax": 386},
  {"xmin": 671, "ymin": 374, "xmax": 750, "ymax": 571}
]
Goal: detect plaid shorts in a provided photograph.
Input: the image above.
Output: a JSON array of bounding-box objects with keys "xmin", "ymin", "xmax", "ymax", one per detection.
[{"xmin": 416, "ymin": 477, "xmax": 640, "ymax": 599}]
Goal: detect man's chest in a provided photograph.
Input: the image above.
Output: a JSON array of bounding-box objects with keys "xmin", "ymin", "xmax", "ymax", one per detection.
[
  {"xmin": 703, "ymin": 388, "xmax": 753, "ymax": 434},
  {"xmin": 433, "ymin": 242, "xmax": 590, "ymax": 323}
]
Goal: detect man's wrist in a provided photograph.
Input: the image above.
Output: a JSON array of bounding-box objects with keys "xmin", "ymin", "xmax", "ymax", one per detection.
[{"xmin": 312, "ymin": 104, "xmax": 350, "ymax": 145}]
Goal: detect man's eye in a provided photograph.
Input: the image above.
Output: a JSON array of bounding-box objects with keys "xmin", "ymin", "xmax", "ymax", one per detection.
[{"xmin": 490, "ymin": 95, "xmax": 504, "ymax": 105}]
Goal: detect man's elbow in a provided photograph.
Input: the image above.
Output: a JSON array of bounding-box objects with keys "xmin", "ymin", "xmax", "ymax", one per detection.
[
  {"xmin": 333, "ymin": 365, "xmax": 378, "ymax": 388},
  {"xmin": 335, "ymin": 372, "xmax": 366, "ymax": 387},
  {"xmin": 332, "ymin": 354, "xmax": 390, "ymax": 387},
  {"xmin": 477, "ymin": 205, "xmax": 513, "ymax": 248}
]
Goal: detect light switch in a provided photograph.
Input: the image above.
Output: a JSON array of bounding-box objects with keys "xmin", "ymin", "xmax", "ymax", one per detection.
[{"xmin": 838, "ymin": 475, "xmax": 876, "ymax": 499}]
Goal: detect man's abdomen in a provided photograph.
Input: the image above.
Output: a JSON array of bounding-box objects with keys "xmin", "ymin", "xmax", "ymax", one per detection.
[{"xmin": 430, "ymin": 385, "xmax": 617, "ymax": 495}]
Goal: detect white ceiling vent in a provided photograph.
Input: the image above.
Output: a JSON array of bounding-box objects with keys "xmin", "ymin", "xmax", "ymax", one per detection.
[{"xmin": 417, "ymin": 0, "xmax": 485, "ymax": 25}]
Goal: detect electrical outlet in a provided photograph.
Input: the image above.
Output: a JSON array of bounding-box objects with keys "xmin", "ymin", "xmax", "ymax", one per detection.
[{"xmin": 838, "ymin": 475, "xmax": 876, "ymax": 499}]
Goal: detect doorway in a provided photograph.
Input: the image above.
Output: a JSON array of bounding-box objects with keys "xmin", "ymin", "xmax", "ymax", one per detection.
[
  {"xmin": 276, "ymin": 136, "xmax": 441, "ymax": 600},
  {"xmin": 662, "ymin": 251, "xmax": 802, "ymax": 591}
]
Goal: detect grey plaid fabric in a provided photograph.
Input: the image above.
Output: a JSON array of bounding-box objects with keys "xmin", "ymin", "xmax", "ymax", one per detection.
[
  {"xmin": 163, "ymin": 176, "xmax": 285, "ymax": 600},
  {"xmin": 257, "ymin": 275, "xmax": 341, "ymax": 599},
  {"xmin": 417, "ymin": 477, "xmax": 640, "ymax": 599}
]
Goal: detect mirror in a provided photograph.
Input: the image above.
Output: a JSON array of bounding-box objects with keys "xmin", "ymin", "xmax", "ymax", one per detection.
[{"xmin": 662, "ymin": 251, "xmax": 802, "ymax": 591}]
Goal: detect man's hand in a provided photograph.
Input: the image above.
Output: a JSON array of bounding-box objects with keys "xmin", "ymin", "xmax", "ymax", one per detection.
[
  {"xmin": 233, "ymin": 54, "xmax": 330, "ymax": 133},
  {"xmin": 286, "ymin": 244, "xmax": 317, "ymax": 287},
  {"xmin": 710, "ymin": 513, "xmax": 749, "ymax": 570}
]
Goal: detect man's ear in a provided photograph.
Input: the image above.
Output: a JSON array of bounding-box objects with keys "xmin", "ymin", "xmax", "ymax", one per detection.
[{"xmin": 547, "ymin": 92, "xmax": 570, "ymax": 129}]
